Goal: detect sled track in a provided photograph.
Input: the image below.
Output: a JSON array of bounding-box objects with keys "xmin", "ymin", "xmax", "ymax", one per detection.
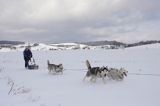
[{"xmin": 128, "ymin": 72, "xmax": 160, "ymax": 77}]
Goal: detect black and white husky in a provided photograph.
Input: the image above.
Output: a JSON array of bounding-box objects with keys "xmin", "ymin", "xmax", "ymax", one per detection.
[
  {"xmin": 47, "ymin": 60, "xmax": 63, "ymax": 74},
  {"xmin": 83, "ymin": 60, "xmax": 108, "ymax": 83}
]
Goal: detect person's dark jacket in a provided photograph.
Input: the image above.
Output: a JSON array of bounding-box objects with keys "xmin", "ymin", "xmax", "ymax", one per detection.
[{"xmin": 23, "ymin": 48, "xmax": 32, "ymax": 61}]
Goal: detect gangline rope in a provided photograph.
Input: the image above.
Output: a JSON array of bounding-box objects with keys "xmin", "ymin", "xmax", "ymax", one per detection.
[{"xmin": 63, "ymin": 68, "xmax": 160, "ymax": 77}]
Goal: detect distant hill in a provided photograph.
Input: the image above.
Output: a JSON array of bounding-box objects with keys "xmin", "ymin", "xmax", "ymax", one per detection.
[
  {"xmin": 80, "ymin": 40, "xmax": 160, "ymax": 48},
  {"xmin": 79, "ymin": 40, "xmax": 126, "ymax": 46},
  {"xmin": 0, "ymin": 40, "xmax": 160, "ymax": 51},
  {"xmin": 125, "ymin": 40, "xmax": 160, "ymax": 48},
  {"xmin": 0, "ymin": 40, "xmax": 25, "ymax": 45}
]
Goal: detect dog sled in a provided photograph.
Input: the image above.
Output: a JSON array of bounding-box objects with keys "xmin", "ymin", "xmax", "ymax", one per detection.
[{"xmin": 28, "ymin": 58, "xmax": 39, "ymax": 70}]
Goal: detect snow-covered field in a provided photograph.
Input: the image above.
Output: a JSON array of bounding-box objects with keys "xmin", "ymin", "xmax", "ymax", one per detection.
[{"xmin": 0, "ymin": 44, "xmax": 160, "ymax": 106}]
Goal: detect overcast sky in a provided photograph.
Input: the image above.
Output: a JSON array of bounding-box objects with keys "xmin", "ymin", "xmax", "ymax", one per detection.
[{"xmin": 0, "ymin": 0, "xmax": 160, "ymax": 43}]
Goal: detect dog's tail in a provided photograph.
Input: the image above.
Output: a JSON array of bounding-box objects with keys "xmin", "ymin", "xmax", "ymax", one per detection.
[
  {"xmin": 47, "ymin": 60, "xmax": 50, "ymax": 65},
  {"xmin": 86, "ymin": 60, "xmax": 92, "ymax": 71}
]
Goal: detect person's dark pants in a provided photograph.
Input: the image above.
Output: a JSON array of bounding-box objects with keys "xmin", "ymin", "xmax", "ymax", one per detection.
[{"xmin": 24, "ymin": 59, "xmax": 29, "ymax": 68}]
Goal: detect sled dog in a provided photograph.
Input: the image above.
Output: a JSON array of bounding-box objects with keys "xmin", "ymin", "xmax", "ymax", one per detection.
[
  {"xmin": 47, "ymin": 60, "xmax": 63, "ymax": 74},
  {"xmin": 107, "ymin": 67, "xmax": 128, "ymax": 80},
  {"xmin": 83, "ymin": 60, "xmax": 108, "ymax": 83}
]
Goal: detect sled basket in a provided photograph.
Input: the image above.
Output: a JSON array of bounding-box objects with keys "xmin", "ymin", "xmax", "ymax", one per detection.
[
  {"xmin": 28, "ymin": 64, "xmax": 39, "ymax": 70},
  {"xmin": 28, "ymin": 58, "xmax": 39, "ymax": 70}
]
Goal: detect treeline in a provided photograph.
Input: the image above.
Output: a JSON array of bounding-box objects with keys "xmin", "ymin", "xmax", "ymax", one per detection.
[
  {"xmin": 80, "ymin": 40, "xmax": 126, "ymax": 46},
  {"xmin": 0, "ymin": 40, "xmax": 24, "ymax": 45},
  {"xmin": 125, "ymin": 40, "xmax": 160, "ymax": 48},
  {"xmin": 81, "ymin": 40, "xmax": 160, "ymax": 48}
]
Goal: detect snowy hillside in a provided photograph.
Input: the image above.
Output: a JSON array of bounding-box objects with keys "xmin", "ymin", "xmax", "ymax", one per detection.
[
  {"xmin": 1, "ymin": 41, "xmax": 160, "ymax": 52},
  {"xmin": 0, "ymin": 44, "xmax": 160, "ymax": 106},
  {"xmin": 126, "ymin": 43, "xmax": 160, "ymax": 49},
  {"xmin": 0, "ymin": 41, "xmax": 128, "ymax": 52},
  {"xmin": 0, "ymin": 43, "xmax": 90, "ymax": 52}
]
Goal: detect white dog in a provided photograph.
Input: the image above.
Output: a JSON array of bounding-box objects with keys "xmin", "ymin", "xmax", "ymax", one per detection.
[
  {"xmin": 83, "ymin": 60, "xmax": 108, "ymax": 83},
  {"xmin": 47, "ymin": 60, "xmax": 63, "ymax": 74},
  {"xmin": 106, "ymin": 67, "xmax": 128, "ymax": 80}
]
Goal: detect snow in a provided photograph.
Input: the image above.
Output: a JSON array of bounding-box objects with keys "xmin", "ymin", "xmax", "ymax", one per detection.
[
  {"xmin": 0, "ymin": 44, "xmax": 160, "ymax": 106},
  {"xmin": 0, "ymin": 48, "xmax": 11, "ymax": 52}
]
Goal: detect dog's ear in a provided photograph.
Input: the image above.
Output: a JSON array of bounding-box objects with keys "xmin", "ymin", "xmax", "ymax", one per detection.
[{"xmin": 123, "ymin": 72, "xmax": 127, "ymax": 76}]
